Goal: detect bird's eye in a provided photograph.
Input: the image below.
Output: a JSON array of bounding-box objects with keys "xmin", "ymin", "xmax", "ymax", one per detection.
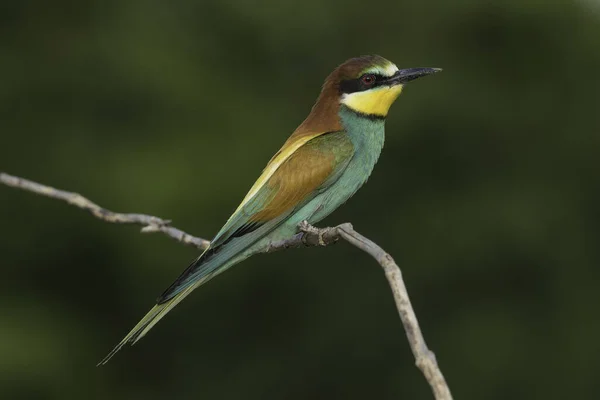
[{"xmin": 361, "ymin": 74, "xmax": 376, "ymax": 86}]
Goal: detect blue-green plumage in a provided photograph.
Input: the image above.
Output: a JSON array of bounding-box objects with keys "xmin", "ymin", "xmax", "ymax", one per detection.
[
  {"xmin": 307, "ymin": 105, "xmax": 386, "ymax": 222},
  {"xmin": 98, "ymin": 55, "xmax": 440, "ymax": 365}
]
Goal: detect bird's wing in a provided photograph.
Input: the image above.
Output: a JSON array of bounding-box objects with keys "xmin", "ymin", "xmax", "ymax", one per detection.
[
  {"xmin": 159, "ymin": 130, "xmax": 355, "ymax": 301},
  {"xmin": 212, "ymin": 130, "xmax": 354, "ymax": 246}
]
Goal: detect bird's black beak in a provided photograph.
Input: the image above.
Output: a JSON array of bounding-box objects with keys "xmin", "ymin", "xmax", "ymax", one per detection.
[{"xmin": 386, "ymin": 67, "xmax": 442, "ymax": 85}]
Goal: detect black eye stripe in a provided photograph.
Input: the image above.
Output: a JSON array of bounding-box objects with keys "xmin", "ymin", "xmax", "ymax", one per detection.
[{"xmin": 339, "ymin": 73, "xmax": 387, "ymax": 94}]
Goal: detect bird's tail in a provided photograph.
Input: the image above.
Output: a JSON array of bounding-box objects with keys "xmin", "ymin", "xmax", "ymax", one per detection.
[
  {"xmin": 97, "ymin": 243, "xmax": 252, "ymax": 366},
  {"xmin": 97, "ymin": 283, "xmax": 198, "ymax": 366},
  {"xmin": 97, "ymin": 223, "xmax": 272, "ymax": 365}
]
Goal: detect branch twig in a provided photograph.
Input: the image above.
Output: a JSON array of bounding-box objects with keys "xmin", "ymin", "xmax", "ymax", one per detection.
[
  {"xmin": 0, "ymin": 171, "xmax": 453, "ymax": 400},
  {"xmin": 0, "ymin": 172, "xmax": 210, "ymax": 249}
]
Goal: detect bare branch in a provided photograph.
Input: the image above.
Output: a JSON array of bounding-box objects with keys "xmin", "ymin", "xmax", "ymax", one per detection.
[
  {"xmin": 1, "ymin": 172, "xmax": 452, "ymax": 400},
  {"xmin": 267, "ymin": 221, "xmax": 453, "ymax": 399},
  {"xmin": 0, "ymin": 172, "xmax": 210, "ymax": 249}
]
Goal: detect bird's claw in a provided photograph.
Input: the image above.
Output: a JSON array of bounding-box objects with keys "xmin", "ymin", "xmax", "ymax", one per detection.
[{"xmin": 299, "ymin": 220, "xmax": 328, "ymax": 246}]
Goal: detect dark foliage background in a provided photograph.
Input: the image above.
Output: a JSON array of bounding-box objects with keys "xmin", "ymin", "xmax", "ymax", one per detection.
[{"xmin": 1, "ymin": 1, "xmax": 600, "ymax": 399}]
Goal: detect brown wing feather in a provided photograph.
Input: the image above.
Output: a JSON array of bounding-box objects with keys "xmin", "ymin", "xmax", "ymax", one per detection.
[
  {"xmin": 249, "ymin": 137, "xmax": 338, "ymax": 223},
  {"xmin": 211, "ymin": 131, "xmax": 353, "ymax": 249}
]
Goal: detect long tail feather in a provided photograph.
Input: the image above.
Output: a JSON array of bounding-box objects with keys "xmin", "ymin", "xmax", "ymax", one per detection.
[
  {"xmin": 97, "ymin": 284, "xmax": 198, "ymax": 366},
  {"xmin": 98, "ymin": 222, "xmax": 270, "ymax": 365}
]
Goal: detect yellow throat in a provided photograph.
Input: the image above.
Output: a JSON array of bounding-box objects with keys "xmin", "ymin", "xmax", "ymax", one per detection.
[{"xmin": 340, "ymin": 84, "xmax": 404, "ymax": 117}]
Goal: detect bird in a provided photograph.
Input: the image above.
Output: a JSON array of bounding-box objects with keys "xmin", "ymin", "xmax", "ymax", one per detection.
[{"xmin": 98, "ymin": 55, "xmax": 440, "ymax": 364}]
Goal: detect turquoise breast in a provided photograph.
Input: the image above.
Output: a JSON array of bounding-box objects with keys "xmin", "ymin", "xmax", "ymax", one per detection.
[{"xmin": 306, "ymin": 105, "xmax": 386, "ymax": 223}]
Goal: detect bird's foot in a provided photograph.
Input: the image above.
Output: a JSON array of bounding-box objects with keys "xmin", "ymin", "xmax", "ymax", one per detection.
[{"xmin": 298, "ymin": 220, "xmax": 333, "ymax": 246}]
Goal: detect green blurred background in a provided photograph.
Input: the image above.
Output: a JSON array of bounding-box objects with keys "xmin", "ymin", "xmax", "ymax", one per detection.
[{"xmin": 2, "ymin": 1, "xmax": 600, "ymax": 399}]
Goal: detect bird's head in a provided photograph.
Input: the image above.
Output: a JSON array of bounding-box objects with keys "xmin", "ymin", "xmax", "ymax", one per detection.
[
  {"xmin": 330, "ymin": 55, "xmax": 440, "ymax": 118},
  {"xmin": 293, "ymin": 55, "xmax": 440, "ymax": 136}
]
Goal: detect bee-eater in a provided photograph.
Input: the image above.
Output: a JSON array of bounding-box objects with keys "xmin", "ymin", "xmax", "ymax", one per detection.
[{"xmin": 99, "ymin": 55, "xmax": 440, "ymax": 364}]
